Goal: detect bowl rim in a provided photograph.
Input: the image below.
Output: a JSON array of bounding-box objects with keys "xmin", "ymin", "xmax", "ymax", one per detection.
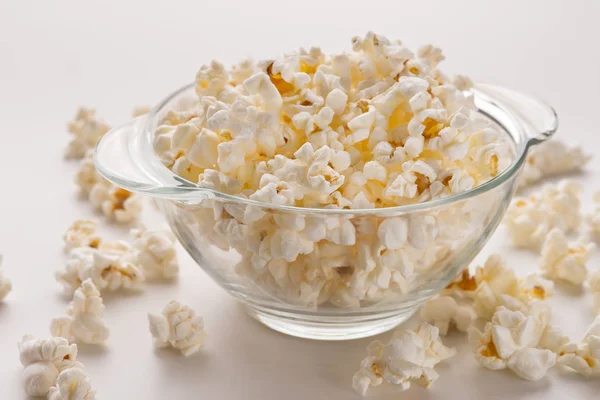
[{"xmin": 135, "ymin": 83, "xmax": 540, "ymax": 215}]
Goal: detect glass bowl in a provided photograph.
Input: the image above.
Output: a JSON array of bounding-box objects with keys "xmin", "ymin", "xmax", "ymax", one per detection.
[{"xmin": 94, "ymin": 83, "xmax": 557, "ymax": 340}]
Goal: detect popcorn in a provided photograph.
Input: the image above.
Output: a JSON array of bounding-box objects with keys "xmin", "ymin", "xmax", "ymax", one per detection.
[
  {"xmin": 468, "ymin": 306, "xmax": 556, "ymax": 380},
  {"xmin": 421, "ymin": 296, "xmax": 476, "ymax": 335},
  {"xmin": 48, "ymin": 367, "xmax": 96, "ymax": 400},
  {"xmin": 75, "ymin": 151, "xmax": 143, "ymax": 223},
  {"xmin": 18, "ymin": 335, "xmax": 82, "ymax": 396},
  {"xmin": 0, "ymin": 255, "xmax": 12, "ymax": 301},
  {"xmin": 131, "ymin": 228, "xmax": 179, "ymax": 280},
  {"xmin": 352, "ymin": 323, "xmax": 456, "ymax": 396},
  {"xmin": 556, "ymin": 316, "xmax": 600, "ymax": 377},
  {"xmin": 56, "ymin": 246, "xmax": 144, "ymax": 294},
  {"xmin": 588, "ymin": 191, "xmax": 600, "ymax": 241},
  {"xmin": 504, "ymin": 181, "xmax": 582, "ymax": 249},
  {"xmin": 63, "ymin": 220, "xmax": 101, "ymax": 253},
  {"xmin": 65, "ymin": 108, "xmax": 110, "ymax": 159},
  {"xmin": 588, "ymin": 269, "xmax": 600, "ymax": 313},
  {"xmin": 151, "ymin": 32, "xmax": 514, "ymax": 310},
  {"xmin": 518, "ymin": 140, "xmax": 591, "ymax": 189},
  {"xmin": 131, "ymin": 105, "xmax": 151, "ymax": 117},
  {"xmin": 50, "ymin": 279, "xmax": 110, "ymax": 345},
  {"xmin": 148, "ymin": 300, "xmax": 205, "ymax": 356},
  {"xmin": 540, "ymin": 228, "xmax": 595, "ymax": 285}
]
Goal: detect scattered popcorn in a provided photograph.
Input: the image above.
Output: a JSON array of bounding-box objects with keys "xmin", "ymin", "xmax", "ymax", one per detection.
[
  {"xmin": 519, "ymin": 274, "xmax": 555, "ymax": 302},
  {"xmin": 518, "ymin": 140, "xmax": 591, "ymax": 189},
  {"xmin": 65, "ymin": 108, "xmax": 110, "ymax": 160},
  {"xmin": 56, "ymin": 246, "xmax": 144, "ymax": 294},
  {"xmin": 0, "ymin": 255, "xmax": 11, "ymax": 301},
  {"xmin": 148, "ymin": 300, "xmax": 205, "ymax": 356},
  {"xmin": 540, "ymin": 228, "xmax": 595, "ymax": 285},
  {"xmin": 588, "ymin": 269, "xmax": 600, "ymax": 314},
  {"xmin": 352, "ymin": 323, "xmax": 456, "ymax": 396},
  {"xmin": 557, "ymin": 316, "xmax": 600, "ymax": 377},
  {"xmin": 50, "ymin": 279, "xmax": 109, "ymax": 345},
  {"xmin": 468, "ymin": 306, "xmax": 556, "ymax": 380},
  {"xmin": 131, "ymin": 105, "xmax": 151, "ymax": 117},
  {"xmin": 504, "ymin": 181, "xmax": 582, "ymax": 249},
  {"xmin": 18, "ymin": 335, "xmax": 82, "ymax": 396},
  {"xmin": 63, "ymin": 220, "xmax": 101, "ymax": 253},
  {"xmin": 131, "ymin": 228, "xmax": 179, "ymax": 280},
  {"xmin": 48, "ymin": 367, "xmax": 96, "ymax": 400},
  {"xmin": 421, "ymin": 296, "xmax": 476, "ymax": 335},
  {"xmin": 75, "ymin": 151, "xmax": 143, "ymax": 223}
]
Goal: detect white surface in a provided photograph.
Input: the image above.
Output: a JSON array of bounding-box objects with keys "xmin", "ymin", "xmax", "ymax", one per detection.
[{"xmin": 1, "ymin": 0, "xmax": 600, "ymax": 398}]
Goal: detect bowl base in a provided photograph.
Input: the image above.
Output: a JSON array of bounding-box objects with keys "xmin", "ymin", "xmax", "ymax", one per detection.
[{"xmin": 245, "ymin": 304, "xmax": 417, "ymax": 341}]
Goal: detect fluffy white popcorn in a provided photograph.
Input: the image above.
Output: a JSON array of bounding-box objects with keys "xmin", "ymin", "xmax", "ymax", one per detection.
[
  {"xmin": 148, "ymin": 300, "xmax": 206, "ymax": 356},
  {"xmin": 589, "ymin": 269, "xmax": 600, "ymax": 313},
  {"xmin": 0, "ymin": 255, "xmax": 11, "ymax": 301},
  {"xmin": 518, "ymin": 140, "xmax": 591, "ymax": 189},
  {"xmin": 18, "ymin": 335, "xmax": 82, "ymax": 396},
  {"xmin": 468, "ymin": 306, "xmax": 556, "ymax": 380},
  {"xmin": 48, "ymin": 367, "xmax": 96, "ymax": 400},
  {"xmin": 421, "ymin": 296, "xmax": 476, "ymax": 335},
  {"xmin": 557, "ymin": 316, "xmax": 600, "ymax": 377},
  {"xmin": 75, "ymin": 152, "xmax": 143, "ymax": 223},
  {"xmin": 131, "ymin": 228, "xmax": 179, "ymax": 280},
  {"xmin": 63, "ymin": 220, "xmax": 101, "ymax": 253},
  {"xmin": 65, "ymin": 108, "xmax": 110, "ymax": 159},
  {"xmin": 352, "ymin": 323, "xmax": 456, "ymax": 396},
  {"xmin": 149, "ymin": 32, "xmax": 515, "ymax": 310},
  {"xmin": 56, "ymin": 246, "xmax": 144, "ymax": 294},
  {"xmin": 540, "ymin": 228, "xmax": 595, "ymax": 285},
  {"xmin": 50, "ymin": 279, "xmax": 109, "ymax": 345},
  {"xmin": 504, "ymin": 181, "xmax": 582, "ymax": 249}
]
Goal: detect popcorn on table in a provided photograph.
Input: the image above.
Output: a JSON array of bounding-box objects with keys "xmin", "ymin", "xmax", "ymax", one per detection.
[
  {"xmin": 50, "ymin": 279, "xmax": 110, "ymax": 345},
  {"xmin": 352, "ymin": 322, "xmax": 456, "ymax": 396},
  {"xmin": 150, "ymin": 32, "xmax": 514, "ymax": 309},
  {"xmin": 518, "ymin": 140, "xmax": 591, "ymax": 189},
  {"xmin": 0, "ymin": 254, "xmax": 12, "ymax": 301},
  {"xmin": 540, "ymin": 228, "xmax": 595, "ymax": 286},
  {"xmin": 75, "ymin": 150, "xmax": 143, "ymax": 223},
  {"xmin": 468, "ymin": 305, "xmax": 557, "ymax": 380},
  {"xmin": 421, "ymin": 296, "xmax": 476, "ymax": 335},
  {"xmin": 18, "ymin": 335, "xmax": 82, "ymax": 396},
  {"xmin": 131, "ymin": 228, "xmax": 179, "ymax": 280},
  {"xmin": 131, "ymin": 105, "xmax": 151, "ymax": 117},
  {"xmin": 48, "ymin": 367, "xmax": 96, "ymax": 400},
  {"xmin": 65, "ymin": 108, "xmax": 110, "ymax": 160},
  {"xmin": 63, "ymin": 220, "xmax": 101, "ymax": 253},
  {"xmin": 504, "ymin": 181, "xmax": 582, "ymax": 249},
  {"xmin": 556, "ymin": 316, "xmax": 600, "ymax": 377},
  {"xmin": 148, "ymin": 300, "xmax": 206, "ymax": 356},
  {"xmin": 56, "ymin": 244, "xmax": 144, "ymax": 294}
]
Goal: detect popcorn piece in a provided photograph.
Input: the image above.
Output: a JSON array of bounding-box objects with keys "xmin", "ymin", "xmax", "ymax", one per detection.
[
  {"xmin": 518, "ymin": 140, "xmax": 591, "ymax": 189},
  {"xmin": 65, "ymin": 108, "xmax": 110, "ymax": 159},
  {"xmin": 0, "ymin": 255, "xmax": 11, "ymax": 301},
  {"xmin": 588, "ymin": 269, "xmax": 600, "ymax": 313},
  {"xmin": 468, "ymin": 306, "xmax": 556, "ymax": 380},
  {"xmin": 63, "ymin": 220, "xmax": 101, "ymax": 253},
  {"xmin": 540, "ymin": 228, "xmax": 595, "ymax": 285},
  {"xmin": 18, "ymin": 335, "xmax": 81, "ymax": 396},
  {"xmin": 131, "ymin": 105, "xmax": 151, "ymax": 117},
  {"xmin": 421, "ymin": 296, "xmax": 476, "ymax": 335},
  {"xmin": 148, "ymin": 300, "xmax": 205, "ymax": 356},
  {"xmin": 504, "ymin": 181, "xmax": 582, "ymax": 249},
  {"xmin": 48, "ymin": 367, "xmax": 96, "ymax": 400},
  {"xmin": 50, "ymin": 279, "xmax": 110, "ymax": 345},
  {"xmin": 75, "ymin": 152, "xmax": 143, "ymax": 223},
  {"xmin": 557, "ymin": 316, "xmax": 600, "ymax": 377},
  {"xmin": 519, "ymin": 274, "xmax": 555, "ymax": 302},
  {"xmin": 131, "ymin": 228, "xmax": 179, "ymax": 280},
  {"xmin": 56, "ymin": 247, "xmax": 145, "ymax": 294},
  {"xmin": 353, "ymin": 323, "xmax": 456, "ymax": 396}
]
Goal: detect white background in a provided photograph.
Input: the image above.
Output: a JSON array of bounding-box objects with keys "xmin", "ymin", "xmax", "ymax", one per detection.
[{"xmin": 1, "ymin": 0, "xmax": 600, "ymax": 398}]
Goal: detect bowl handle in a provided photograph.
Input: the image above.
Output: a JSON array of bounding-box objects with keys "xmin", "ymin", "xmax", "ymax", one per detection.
[
  {"xmin": 473, "ymin": 84, "xmax": 558, "ymax": 148},
  {"xmin": 94, "ymin": 116, "xmax": 206, "ymax": 201}
]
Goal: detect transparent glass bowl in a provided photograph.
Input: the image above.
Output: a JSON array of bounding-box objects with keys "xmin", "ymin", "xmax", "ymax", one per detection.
[{"xmin": 95, "ymin": 83, "xmax": 557, "ymax": 340}]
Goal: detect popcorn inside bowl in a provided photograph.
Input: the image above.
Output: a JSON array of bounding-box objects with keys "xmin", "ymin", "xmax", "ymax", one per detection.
[{"xmin": 147, "ymin": 32, "xmax": 516, "ymax": 311}]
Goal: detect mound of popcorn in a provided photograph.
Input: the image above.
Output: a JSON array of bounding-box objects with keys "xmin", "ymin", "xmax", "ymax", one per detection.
[{"xmin": 152, "ymin": 32, "xmax": 514, "ymax": 308}]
